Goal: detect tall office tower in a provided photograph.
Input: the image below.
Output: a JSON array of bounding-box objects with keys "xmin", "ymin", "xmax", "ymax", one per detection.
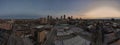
[
  {"xmin": 50, "ymin": 16, "xmax": 52, "ymax": 20},
  {"xmin": 47, "ymin": 15, "xmax": 50, "ymax": 20},
  {"xmin": 61, "ymin": 16, "xmax": 63, "ymax": 20},
  {"xmin": 63, "ymin": 14, "xmax": 66, "ymax": 19},
  {"xmin": 71, "ymin": 16, "xmax": 73, "ymax": 19},
  {"xmin": 56, "ymin": 17, "xmax": 59, "ymax": 20}
]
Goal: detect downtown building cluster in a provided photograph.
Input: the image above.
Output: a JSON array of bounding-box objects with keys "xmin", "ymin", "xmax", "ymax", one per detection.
[{"xmin": 0, "ymin": 16, "xmax": 120, "ymax": 45}]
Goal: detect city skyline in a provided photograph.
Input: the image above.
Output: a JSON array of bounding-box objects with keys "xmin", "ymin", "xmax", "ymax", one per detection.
[{"xmin": 0, "ymin": 0, "xmax": 120, "ymax": 19}]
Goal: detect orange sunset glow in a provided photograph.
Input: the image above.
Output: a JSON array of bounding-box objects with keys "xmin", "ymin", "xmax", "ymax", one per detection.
[
  {"xmin": 72, "ymin": 7, "xmax": 120, "ymax": 19},
  {"xmin": 83, "ymin": 7, "xmax": 120, "ymax": 19}
]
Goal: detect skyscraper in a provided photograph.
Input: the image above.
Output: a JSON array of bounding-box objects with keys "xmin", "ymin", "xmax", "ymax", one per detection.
[
  {"xmin": 61, "ymin": 16, "xmax": 63, "ymax": 20},
  {"xmin": 56, "ymin": 17, "xmax": 59, "ymax": 20},
  {"xmin": 50, "ymin": 16, "xmax": 52, "ymax": 20},
  {"xmin": 47, "ymin": 15, "xmax": 50, "ymax": 21},
  {"xmin": 64, "ymin": 14, "xmax": 66, "ymax": 19}
]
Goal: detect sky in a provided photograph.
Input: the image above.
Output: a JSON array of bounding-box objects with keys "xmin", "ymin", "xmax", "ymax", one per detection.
[{"xmin": 0, "ymin": 0, "xmax": 120, "ymax": 19}]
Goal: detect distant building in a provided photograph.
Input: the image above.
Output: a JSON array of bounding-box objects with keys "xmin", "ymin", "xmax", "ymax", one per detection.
[
  {"xmin": 64, "ymin": 14, "xmax": 66, "ymax": 19},
  {"xmin": 61, "ymin": 16, "xmax": 63, "ymax": 20},
  {"xmin": 39, "ymin": 18, "xmax": 47, "ymax": 24},
  {"xmin": 0, "ymin": 22, "xmax": 12, "ymax": 30},
  {"xmin": 56, "ymin": 17, "xmax": 59, "ymax": 20},
  {"xmin": 50, "ymin": 16, "xmax": 52, "ymax": 20},
  {"xmin": 47, "ymin": 15, "xmax": 50, "ymax": 20}
]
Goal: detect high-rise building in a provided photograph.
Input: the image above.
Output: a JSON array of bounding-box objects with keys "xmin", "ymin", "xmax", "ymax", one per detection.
[
  {"xmin": 40, "ymin": 18, "xmax": 47, "ymax": 24},
  {"xmin": 64, "ymin": 14, "xmax": 66, "ymax": 19},
  {"xmin": 56, "ymin": 17, "xmax": 59, "ymax": 20},
  {"xmin": 47, "ymin": 15, "xmax": 50, "ymax": 21},
  {"xmin": 50, "ymin": 16, "xmax": 52, "ymax": 20},
  {"xmin": 61, "ymin": 16, "xmax": 63, "ymax": 20}
]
